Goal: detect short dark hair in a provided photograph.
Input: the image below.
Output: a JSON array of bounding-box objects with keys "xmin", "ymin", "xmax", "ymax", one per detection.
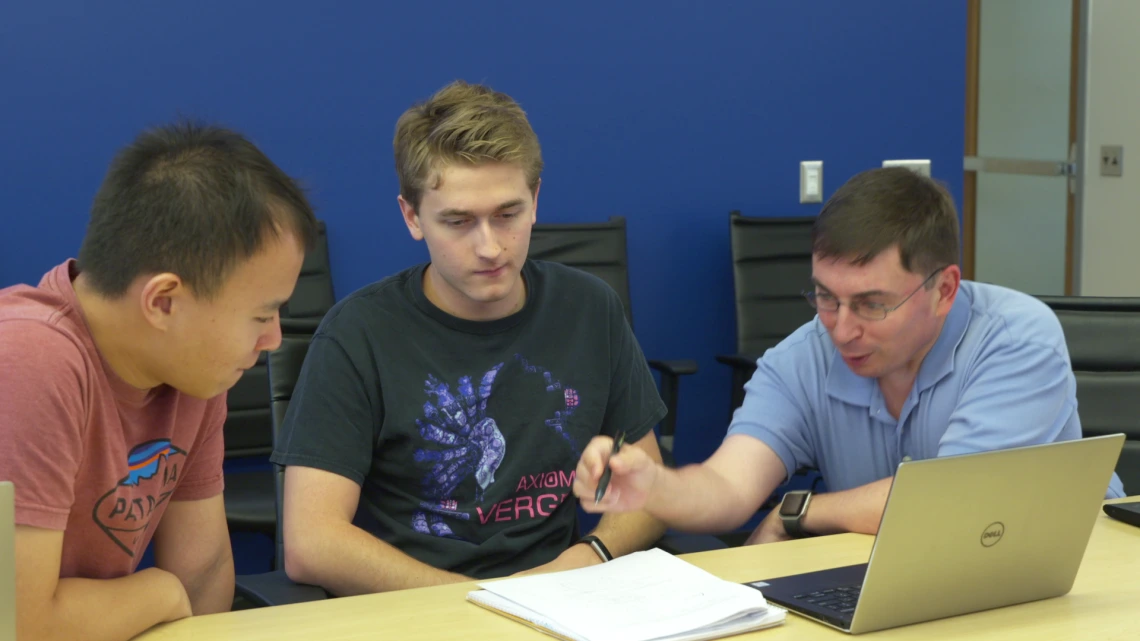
[
  {"xmin": 811, "ymin": 167, "xmax": 960, "ymax": 276},
  {"xmin": 77, "ymin": 121, "xmax": 318, "ymax": 300}
]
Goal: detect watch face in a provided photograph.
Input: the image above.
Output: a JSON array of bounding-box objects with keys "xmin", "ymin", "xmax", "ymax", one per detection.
[{"xmin": 780, "ymin": 492, "xmax": 807, "ymax": 517}]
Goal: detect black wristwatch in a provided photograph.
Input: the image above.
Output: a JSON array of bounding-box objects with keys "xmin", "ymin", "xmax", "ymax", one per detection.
[
  {"xmin": 577, "ymin": 535, "xmax": 613, "ymax": 562},
  {"xmin": 778, "ymin": 490, "xmax": 813, "ymax": 538}
]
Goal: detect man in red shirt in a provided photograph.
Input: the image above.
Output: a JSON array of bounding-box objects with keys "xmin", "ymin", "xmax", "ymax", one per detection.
[{"xmin": 0, "ymin": 122, "xmax": 318, "ymax": 641}]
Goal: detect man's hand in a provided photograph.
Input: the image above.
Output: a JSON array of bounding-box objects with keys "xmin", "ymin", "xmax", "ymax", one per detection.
[
  {"xmin": 512, "ymin": 543, "xmax": 602, "ymax": 578},
  {"xmin": 573, "ymin": 435, "xmax": 660, "ymax": 513},
  {"xmin": 745, "ymin": 508, "xmax": 791, "ymax": 546}
]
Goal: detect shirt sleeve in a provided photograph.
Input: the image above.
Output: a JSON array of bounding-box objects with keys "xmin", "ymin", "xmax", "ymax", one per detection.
[
  {"xmin": 171, "ymin": 395, "xmax": 226, "ymax": 501},
  {"xmin": 601, "ymin": 287, "xmax": 666, "ymax": 445},
  {"xmin": 725, "ymin": 342, "xmax": 818, "ymax": 482},
  {"xmin": 270, "ymin": 323, "xmax": 382, "ymax": 486},
  {"xmin": 0, "ymin": 321, "xmax": 88, "ymax": 530}
]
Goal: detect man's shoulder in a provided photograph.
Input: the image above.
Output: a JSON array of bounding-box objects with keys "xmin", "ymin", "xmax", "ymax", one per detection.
[
  {"xmin": 527, "ymin": 259, "xmax": 626, "ymax": 315},
  {"xmin": 530, "ymin": 259, "xmax": 618, "ymax": 294},
  {"xmin": 961, "ymin": 280, "xmax": 1065, "ymax": 345},
  {"xmin": 316, "ymin": 265, "xmax": 421, "ymax": 337},
  {"xmin": 749, "ymin": 317, "xmax": 836, "ymax": 395},
  {"xmin": 0, "ymin": 279, "xmax": 72, "ymax": 325},
  {"xmin": 764, "ymin": 317, "xmax": 834, "ymax": 363},
  {"xmin": 0, "ymin": 286, "xmax": 90, "ymax": 372}
]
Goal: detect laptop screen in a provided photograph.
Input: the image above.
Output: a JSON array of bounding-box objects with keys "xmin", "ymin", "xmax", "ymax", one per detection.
[{"xmin": 0, "ymin": 481, "xmax": 15, "ymax": 641}]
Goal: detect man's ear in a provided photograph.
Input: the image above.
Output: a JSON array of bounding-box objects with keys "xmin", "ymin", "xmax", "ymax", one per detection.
[
  {"xmin": 934, "ymin": 264, "xmax": 962, "ymax": 316},
  {"xmin": 139, "ymin": 273, "xmax": 184, "ymax": 331},
  {"xmin": 398, "ymin": 195, "xmax": 425, "ymax": 241},
  {"xmin": 530, "ymin": 179, "xmax": 541, "ymax": 225}
]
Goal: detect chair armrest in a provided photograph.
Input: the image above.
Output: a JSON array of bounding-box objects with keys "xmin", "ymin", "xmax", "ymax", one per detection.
[
  {"xmin": 647, "ymin": 359, "xmax": 699, "ymax": 377},
  {"xmin": 717, "ymin": 354, "xmax": 763, "ymax": 419},
  {"xmin": 646, "ymin": 359, "xmax": 698, "ymax": 464},
  {"xmin": 714, "ymin": 353, "xmax": 761, "ymax": 371},
  {"xmin": 655, "ymin": 532, "xmax": 730, "ymax": 555},
  {"xmin": 235, "ymin": 570, "xmax": 329, "ymax": 608}
]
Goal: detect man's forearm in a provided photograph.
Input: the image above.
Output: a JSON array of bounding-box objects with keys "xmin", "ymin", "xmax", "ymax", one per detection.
[
  {"xmin": 642, "ymin": 464, "xmax": 760, "ymax": 534},
  {"xmin": 180, "ymin": 546, "xmax": 234, "ymax": 615},
  {"xmin": 287, "ymin": 521, "xmax": 471, "ymax": 596},
  {"xmin": 25, "ymin": 568, "xmax": 186, "ymax": 641},
  {"xmin": 591, "ymin": 509, "xmax": 667, "ymax": 558},
  {"xmin": 801, "ymin": 477, "xmax": 893, "ymax": 536}
]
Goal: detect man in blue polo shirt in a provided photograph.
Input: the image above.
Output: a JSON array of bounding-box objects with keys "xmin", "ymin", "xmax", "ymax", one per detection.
[{"xmin": 571, "ymin": 166, "xmax": 1125, "ymax": 543}]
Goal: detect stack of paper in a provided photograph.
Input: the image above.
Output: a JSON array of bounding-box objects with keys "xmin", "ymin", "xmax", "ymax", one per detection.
[{"xmin": 467, "ymin": 548, "xmax": 786, "ymax": 641}]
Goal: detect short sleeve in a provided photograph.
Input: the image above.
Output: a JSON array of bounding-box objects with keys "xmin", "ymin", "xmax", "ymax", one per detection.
[
  {"xmin": 726, "ymin": 348, "xmax": 818, "ymax": 482},
  {"xmin": 601, "ymin": 288, "xmax": 666, "ymax": 444},
  {"xmin": 0, "ymin": 321, "xmax": 88, "ymax": 530},
  {"xmin": 270, "ymin": 327, "xmax": 382, "ymax": 486},
  {"xmin": 171, "ymin": 395, "xmax": 226, "ymax": 501}
]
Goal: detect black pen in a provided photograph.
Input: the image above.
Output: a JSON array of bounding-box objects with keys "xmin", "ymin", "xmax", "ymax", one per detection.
[{"xmin": 594, "ymin": 431, "xmax": 626, "ymax": 503}]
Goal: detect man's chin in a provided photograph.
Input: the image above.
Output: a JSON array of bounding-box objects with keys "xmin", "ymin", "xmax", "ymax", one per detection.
[
  {"xmin": 172, "ymin": 379, "xmax": 232, "ymax": 401},
  {"xmin": 465, "ymin": 280, "xmax": 520, "ymax": 304}
]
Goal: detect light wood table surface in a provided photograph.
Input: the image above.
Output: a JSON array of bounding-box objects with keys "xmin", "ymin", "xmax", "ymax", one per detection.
[{"xmin": 134, "ymin": 500, "xmax": 1140, "ymax": 640}]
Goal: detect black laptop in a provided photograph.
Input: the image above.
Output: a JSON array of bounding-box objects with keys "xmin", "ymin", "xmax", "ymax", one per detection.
[{"xmin": 1103, "ymin": 501, "xmax": 1140, "ymax": 528}]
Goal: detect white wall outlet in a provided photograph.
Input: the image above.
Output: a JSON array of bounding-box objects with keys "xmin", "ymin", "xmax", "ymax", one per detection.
[
  {"xmin": 800, "ymin": 160, "xmax": 823, "ymax": 204},
  {"xmin": 882, "ymin": 159, "xmax": 932, "ymax": 176}
]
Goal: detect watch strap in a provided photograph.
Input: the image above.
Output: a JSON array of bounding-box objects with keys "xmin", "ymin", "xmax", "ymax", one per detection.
[{"xmin": 577, "ymin": 535, "xmax": 613, "ymax": 562}]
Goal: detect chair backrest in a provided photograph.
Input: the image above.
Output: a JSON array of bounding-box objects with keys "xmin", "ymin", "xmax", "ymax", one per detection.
[
  {"xmin": 282, "ymin": 221, "xmax": 336, "ymax": 320},
  {"xmin": 728, "ymin": 211, "xmax": 817, "ymax": 357},
  {"xmin": 528, "ymin": 216, "xmax": 634, "ymax": 326},
  {"xmin": 1037, "ymin": 295, "xmax": 1140, "ymax": 494},
  {"xmin": 267, "ymin": 333, "xmax": 315, "ymax": 569},
  {"xmin": 223, "ymin": 221, "xmax": 333, "ymax": 458},
  {"xmin": 223, "ymin": 355, "xmax": 273, "ymax": 457}
]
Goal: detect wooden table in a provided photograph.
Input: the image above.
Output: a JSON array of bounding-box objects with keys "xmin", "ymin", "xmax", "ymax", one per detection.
[{"xmin": 135, "ymin": 503, "xmax": 1140, "ymax": 640}]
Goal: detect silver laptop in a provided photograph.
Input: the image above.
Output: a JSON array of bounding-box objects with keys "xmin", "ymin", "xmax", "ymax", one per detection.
[
  {"xmin": 1, "ymin": 481, "xmax": 14, "ymax": 641},
  {"xmin": 748, "ymin": 434, "xmax": 1124, "ymax": 634}
]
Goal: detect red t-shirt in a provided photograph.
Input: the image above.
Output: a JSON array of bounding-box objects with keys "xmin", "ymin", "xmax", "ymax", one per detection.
[{"xmin": 0, "ymin": 260, "xmax": 225, "ymax": 579}]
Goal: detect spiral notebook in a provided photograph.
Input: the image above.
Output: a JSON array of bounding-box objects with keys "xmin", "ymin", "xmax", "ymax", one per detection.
[{"xmin": 467, "ymin": 548, "xmax": 786, "ymax": 641}]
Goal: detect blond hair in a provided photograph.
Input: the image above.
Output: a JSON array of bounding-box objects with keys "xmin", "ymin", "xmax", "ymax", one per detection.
[{"xmin": 394, "ymin": 80, "xmax": 543, "ymax": 210}]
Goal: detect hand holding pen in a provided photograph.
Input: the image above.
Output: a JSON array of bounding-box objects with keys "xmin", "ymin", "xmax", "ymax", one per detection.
[
  {"xmin": 594, "ymin": 430, "xmax": 626, "ymax": 503},
  {"xmin": 572, "ymin": 430, "xmax": 659, "ymax": 513}
]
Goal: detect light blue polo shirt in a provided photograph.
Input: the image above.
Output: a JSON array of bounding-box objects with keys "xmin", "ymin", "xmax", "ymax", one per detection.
[{"xmin": 728, "ymin": 280, "xmax": 1126, "ymax": 499}]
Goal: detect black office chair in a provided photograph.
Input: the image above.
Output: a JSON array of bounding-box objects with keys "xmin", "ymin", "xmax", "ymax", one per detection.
[
  {"xmin": 1037, "ymin": 296, "xmax": 1140, "ymax": 495},
  {"xmin": 528, "ymin": 216, "xmax": 697, "ymax": 466},
  {"xmin": 527, "ymin": 217, "xmax": 724, "ymax": 553},
  {"xmin": 233, "ymin": 333, "xmax": 329, "ymax": 607},
  {"xmin": 716, "ymin": 211, "xmax": 817, "ymax": 415},
  {"xmin": 224, "ymin": 221, "xmax": 335, "ymax": 551},
  {"xmin": 712, "ymin": 212, "xmax": 821, "ymax": 543}
]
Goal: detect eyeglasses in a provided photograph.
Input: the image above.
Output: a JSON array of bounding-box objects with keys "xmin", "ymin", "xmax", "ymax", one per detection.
[{"xmin": 803, "ymin": 267, "xmax": 948, "ymax": 322}]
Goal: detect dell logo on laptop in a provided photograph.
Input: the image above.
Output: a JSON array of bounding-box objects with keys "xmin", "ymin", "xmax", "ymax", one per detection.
[{"xmin": 981, "ymin": 522, "xmax": 1005, "ymax": 547}]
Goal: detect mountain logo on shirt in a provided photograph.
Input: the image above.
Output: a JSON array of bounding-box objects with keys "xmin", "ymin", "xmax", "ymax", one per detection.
[{"xmin": 92, "ymin": 439, "xmax": 187, "ymax": 557}]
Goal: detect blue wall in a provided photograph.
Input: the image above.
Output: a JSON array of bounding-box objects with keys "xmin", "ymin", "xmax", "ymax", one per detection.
[{"xmin": 0, "ymin": 2, "xmax": 965, "ymax": 469}]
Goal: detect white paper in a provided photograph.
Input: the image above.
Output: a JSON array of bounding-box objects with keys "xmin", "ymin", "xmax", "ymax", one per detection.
[{"xmin": 471, "ymin": 548, "xmax": 785, "ymax": 641}]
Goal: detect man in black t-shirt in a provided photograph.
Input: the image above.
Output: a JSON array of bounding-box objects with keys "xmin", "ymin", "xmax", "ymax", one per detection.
[{"xmin": 271, "ymin": 80, "xmax": 668, "ymax": 595}]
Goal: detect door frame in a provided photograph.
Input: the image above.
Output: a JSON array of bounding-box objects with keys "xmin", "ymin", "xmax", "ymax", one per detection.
[{"xmin": 963, "ymin": 0, "xmax": 1083, "ymax": 295}]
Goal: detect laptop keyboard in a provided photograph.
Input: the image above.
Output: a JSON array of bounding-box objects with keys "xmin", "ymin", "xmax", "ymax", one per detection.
[{"xmin": 794, "ymin": 585, "xmax": 862, "ymax": 616}]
